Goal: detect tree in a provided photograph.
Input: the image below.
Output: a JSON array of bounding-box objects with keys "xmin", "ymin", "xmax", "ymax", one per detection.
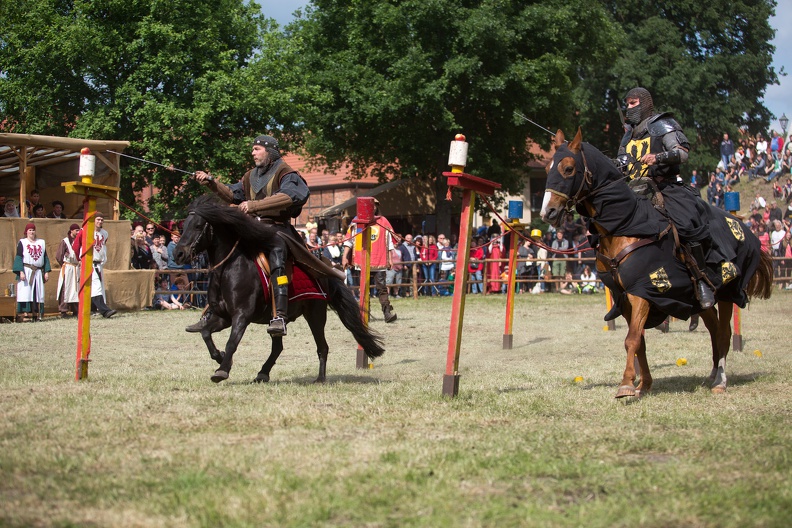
[
  {"xmin": 286, "ymin": 0, "xmax": 621, "ymax": 232},
  {"xmin": 577, "ymin": 0, "xmax": 779, "ymax": 174},
  {"xmin": 0, "ymin": 0, "xmax": 280, "ymax": 218}
]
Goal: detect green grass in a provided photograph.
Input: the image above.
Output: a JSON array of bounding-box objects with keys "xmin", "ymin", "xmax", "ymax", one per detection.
[{"xmin": 1, "ymin": 292, "xmax": 791, "ymax": 527}]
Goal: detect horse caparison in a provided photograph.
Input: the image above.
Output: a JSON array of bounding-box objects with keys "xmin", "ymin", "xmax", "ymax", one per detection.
[
  {"xmin": 541, "ymin": 129, "xmax": 772, "ymax": 398},
  {"xmin": 173, "ymin": 195, "xmax": 384, "ymax": 383}
]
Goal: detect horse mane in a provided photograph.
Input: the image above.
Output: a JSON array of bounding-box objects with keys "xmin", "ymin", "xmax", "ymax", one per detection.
[{"xmin": 190, "ymin": 194, "xmax": 281, "ymax": 251}]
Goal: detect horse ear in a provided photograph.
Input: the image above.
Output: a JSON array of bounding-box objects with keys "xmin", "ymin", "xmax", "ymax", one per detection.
[
  {"xmin": 568, "ymin": 127, "xmax": 583, "ymax": 153},
  {"xmin": 553, "ymin": 130, "xmax": 565, "ymax": 149}
]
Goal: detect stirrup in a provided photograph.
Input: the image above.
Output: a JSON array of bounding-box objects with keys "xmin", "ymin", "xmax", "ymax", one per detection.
[{"xmin": 267, "ymin": 317, "xmax": 287, "ymax": 336}]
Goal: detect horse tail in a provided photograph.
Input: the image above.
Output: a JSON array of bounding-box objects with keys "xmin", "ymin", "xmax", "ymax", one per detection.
[
  {"xmin": 746, "ymin": 250, "xmax": 774, "ymax": 300},
  {"xmin": 326, "ymin": 278, "xmax": 385, "ymax": 359}
]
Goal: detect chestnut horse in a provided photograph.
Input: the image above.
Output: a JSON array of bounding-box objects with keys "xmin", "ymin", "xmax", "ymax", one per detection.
[
  {"xmin": 541, "ymin": 129, "xmax": 773, "ymax": 398},
  {"xmin": 173, "ymin": 195, "xmax": 384, "ymax": 384}
]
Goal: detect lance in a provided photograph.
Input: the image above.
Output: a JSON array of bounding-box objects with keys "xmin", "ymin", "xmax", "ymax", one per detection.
[
  {"xmin": 106, "ymin": 150, "xmax": 202, "ymax": 178},
  {"xmin": 513, "ymin": 111, "xmax": 556, "ymax": 138}
]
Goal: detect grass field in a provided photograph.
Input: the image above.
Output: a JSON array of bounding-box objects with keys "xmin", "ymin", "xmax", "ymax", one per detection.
[{"xmin": 1, "ymin": 292, "xmax": 790, "ymax": 527}]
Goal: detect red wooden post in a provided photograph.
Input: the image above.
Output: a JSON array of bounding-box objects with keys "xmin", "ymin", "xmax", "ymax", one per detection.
[
  {"xmin": 503, "ymin": 213, "xmax": 525, "ymax": 349},
  {"xmin": 442, "ymin": 135, "xmax": 501, "ymax": 397}
]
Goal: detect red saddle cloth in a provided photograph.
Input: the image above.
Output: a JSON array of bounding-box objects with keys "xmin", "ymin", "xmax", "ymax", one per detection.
[{"xmin": 255, "ymin": 261, "xmax": 328, "ymax": 302}]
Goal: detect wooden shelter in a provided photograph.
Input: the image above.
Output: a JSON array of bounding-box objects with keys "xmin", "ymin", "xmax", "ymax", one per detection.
[{"xmin": 0, "ymin": 133, "xmax": 129, "ymax": 219}]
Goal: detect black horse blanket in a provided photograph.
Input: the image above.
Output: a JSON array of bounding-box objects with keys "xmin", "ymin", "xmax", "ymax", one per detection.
[{"xmin": 596, "ymin": 199, "xmax": 761, "ymax": 329}]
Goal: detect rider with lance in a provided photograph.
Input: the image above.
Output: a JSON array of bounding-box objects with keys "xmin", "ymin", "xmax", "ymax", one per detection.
[
  {"xmin": 191, "ymin": 135, "xmax": 308, "ymax": 337},
  {"xmin": 616, "ymin": 87, "xmax": 716, "ymax": 309}
]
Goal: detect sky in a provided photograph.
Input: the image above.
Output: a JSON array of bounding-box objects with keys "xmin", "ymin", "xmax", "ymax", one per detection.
[{"xmin": 264, "ymin": 0, "xmax": 792, "ymax": 134}]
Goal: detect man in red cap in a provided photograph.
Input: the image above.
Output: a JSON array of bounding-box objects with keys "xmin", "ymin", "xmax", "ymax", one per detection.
[
  {"xmin": 342, "ymin": 198, "xmax": 398, "ymax": 323},
  {"xmin": 56, "ymin": 223, "xmax": 81, "ymax": 317},
  {"xmin": 13, "ymin": 222, "xmax": 51, "ymax": 321}
]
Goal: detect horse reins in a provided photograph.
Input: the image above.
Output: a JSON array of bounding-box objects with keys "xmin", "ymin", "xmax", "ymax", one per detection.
[
  {"xmin": 564, "ymin": 145, "xmax": 630, "ymax": 214},
  {"xmin": 187, "ymin": 211, "xmax": 240, "ymax": 272}
]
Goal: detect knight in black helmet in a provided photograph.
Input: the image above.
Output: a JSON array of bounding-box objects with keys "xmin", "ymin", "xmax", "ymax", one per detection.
[
  {"xmin": 616, "ymin": 87, "xmax": 716, "ymax": 309},
  {"xmin": 191, "ymin": 135, "xmax": 308, "ymax": 336}
]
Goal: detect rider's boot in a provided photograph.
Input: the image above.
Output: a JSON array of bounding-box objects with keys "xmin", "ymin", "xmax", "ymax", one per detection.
[
  {"xmin": 186, "ymin": 306, "xmax": 212, "ymax": 333},
  {"xmin": 267, "ymin": 283, "xmax": 289, "ymax": 336},
  {"xmin": 382, "ymin": 302, "xmax": 397, "ymax": 323},
  {"xmin": 688, "ymin": 242, "xmax": 715, "ymax": 310},
  {"xmin": 689, "ymin": 313, "xmax": 699, "ymax": 332}
]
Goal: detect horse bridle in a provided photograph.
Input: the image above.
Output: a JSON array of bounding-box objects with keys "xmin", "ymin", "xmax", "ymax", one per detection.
[
  {"xmin": 186, "ymin": 211, "xmax": 240, "ymax": 272},
  {"xmin": 563, "ymin": 145, "xmax": 629, "ymax": 214}
]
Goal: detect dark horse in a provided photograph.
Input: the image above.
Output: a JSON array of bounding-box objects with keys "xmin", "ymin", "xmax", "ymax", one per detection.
[
  {"xmin": 541, "ymin": 129, "xmax": 773, "ymax": 398},
  {"xmin": 173, "ymin": 195, "xmax": 384, "ymax": 383}
]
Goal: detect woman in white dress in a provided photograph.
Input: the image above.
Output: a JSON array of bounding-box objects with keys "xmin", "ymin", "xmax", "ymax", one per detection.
[{"xmin": 13, "ymin": 222, "xmax": 51, "ymax": 321}]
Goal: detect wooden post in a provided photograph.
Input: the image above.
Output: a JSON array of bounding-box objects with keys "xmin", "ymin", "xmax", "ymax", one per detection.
[
  {"xmin": 353, "ymin": 196, "xmax": 376, "ymax": 369},
  {"xmin": 63, "ymin": 148, "xmax": 120, "ymax": 380},
  {"xmin": 604, "ymin": 287, "xmax": 616, "ymax": 331},
  {"xmin": 442, "ymin": 134, "xmax": 501, "ymax": 397},
  {"xmin": 726, "ymin": 193, "xmax": 743, "ymax": 351},
  {"xmin": 503, "ymin": 216, "xmax": 525, "ymax": 349}
]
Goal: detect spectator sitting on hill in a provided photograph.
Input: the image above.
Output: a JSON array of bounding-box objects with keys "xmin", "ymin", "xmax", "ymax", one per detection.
[
  {"xmin": 770, "ymin": 130, "xmax": 784, "ymax": 160},
  {"xmin": 756, "ymin": 133, "xmax": 768, "ymax": 156},
  {"xmin": 783, "ymin": 178, "xmax": 792, "ymax": 203}
]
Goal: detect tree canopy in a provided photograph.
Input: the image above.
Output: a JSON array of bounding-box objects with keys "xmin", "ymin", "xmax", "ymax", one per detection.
[
  {"xmin": 286, "ymin": 0, "xmax": 620, "ymax": 228},
  {"xmin": 578, "ymin": 0, "xmax": 779, "ymax": 172},
  {"xmin": 1, "ymin": 0, "xmax": 780, "ymax": 220},
  {"xmin": 0, "ymin": 0, "xmax": 278, "ymax": 218}
]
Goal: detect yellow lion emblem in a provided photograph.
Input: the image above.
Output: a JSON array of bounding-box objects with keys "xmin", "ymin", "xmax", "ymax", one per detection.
[
  {"xmin": 721, "ymin": 262, "xmax": 738, "ymax": 285},
  {"xmin": 725, "ymin": 217, "xmax": 745, "ymax": 242},
  {"xmin": 649, "ymin": 267, "xmax": 672, "ymax": 293}
]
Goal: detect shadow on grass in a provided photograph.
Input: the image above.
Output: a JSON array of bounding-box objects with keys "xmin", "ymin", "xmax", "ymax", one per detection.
[
  {"xmin": 218, "ymin": 374, "xmax": 387, "ymax": 386},
  {"xmin": 584, "ymin": 371, "xmax": 769, "ymax": 397},
  {"xmin": 512, "ymin": 336, "xmax": 552, "ymax": 349}
]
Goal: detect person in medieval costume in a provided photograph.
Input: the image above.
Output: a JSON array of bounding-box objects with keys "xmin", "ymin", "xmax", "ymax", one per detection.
[
  {"xmin": 13, "ymin": 222, "xmax": 51, "ymax": 321},
  {"xmin": 56, "ymin": 223, "xmax": 81, "ymax": 317},
  {"xmin": 71, "ymin": 211, "xmax": 117, "ymax": 318},
  {"xmin": 342, "ymin": 198, "xmax": 398, "ymax": 323},
  {"xmin": 616, "ymin": 87, "xmax": 721, "ymax": 309},
  {"xmin": 192, "ymin": 134, "xmax": 324, "ymax": 336}
]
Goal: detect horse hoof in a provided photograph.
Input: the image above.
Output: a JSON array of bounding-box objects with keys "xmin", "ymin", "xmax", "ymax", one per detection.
[
  {"xmin": 211, "ymin": 370, "xmax": 229, "ymax": 383},
  {"xmin": 254, "ymin": 375, "xmax": 269, "ymax": 383},
  {"xmin": 711, "ymin": 385, "xmax": 727, "ymax": 394},
  {"xmin": 615, "ymin": 385, "xmax": 636, "ymax": 398}
]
